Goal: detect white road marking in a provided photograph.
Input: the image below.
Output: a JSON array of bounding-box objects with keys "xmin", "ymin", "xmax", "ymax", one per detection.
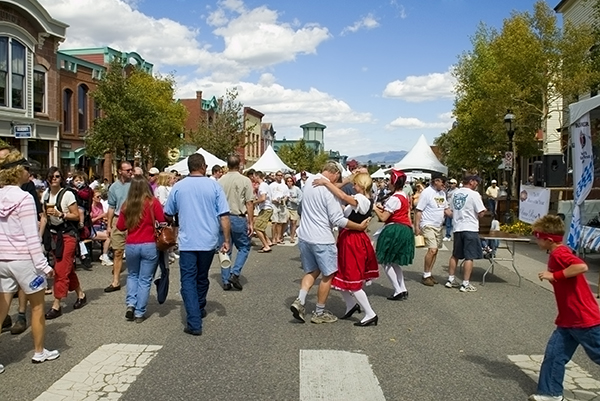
[
  {"xmin": 300, "ymin": 349, "xmax": 386, "ymax": 401},
  {"xmin": 35, "ymin": 343, "xmax": 162, "ymax": 401},
  {"xmin": 508, "ymin": 354, "xmax": 600, "ymax": 401}
]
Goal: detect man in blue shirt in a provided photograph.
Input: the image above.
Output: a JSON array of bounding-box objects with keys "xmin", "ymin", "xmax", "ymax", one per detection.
[{"xmin": 164, "ymin": 154, "xmax": 230, "ymax": 336}]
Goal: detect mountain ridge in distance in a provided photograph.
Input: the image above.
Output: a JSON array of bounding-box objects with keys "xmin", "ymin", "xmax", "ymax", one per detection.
[{"xmin": 350, "ymin": 150, "xmax": 407, "ymax": 165}]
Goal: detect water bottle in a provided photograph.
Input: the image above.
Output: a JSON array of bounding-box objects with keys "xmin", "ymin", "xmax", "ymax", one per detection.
[{"xmin": 29, "ymin": 275, "xmax": 45, "ymax": 291}]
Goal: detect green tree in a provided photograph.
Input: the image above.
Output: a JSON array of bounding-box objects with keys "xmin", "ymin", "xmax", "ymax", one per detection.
[
  {"xmin": 86, "ymin": 59, "xmax": 187, "ymax": 168},
  {"xmin": 277, "ymin": 139, "xmax": 329, "ymax": 173},
  {"xmin": 190, "ymin": 88, "xmax": 255, "ymax": 161},
  {"xmin": 449, "ymin": 1, "xmax": 598, "ymax": 191}
]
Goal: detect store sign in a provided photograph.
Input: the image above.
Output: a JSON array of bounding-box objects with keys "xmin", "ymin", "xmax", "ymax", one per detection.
[{"xmin": 13, "ymin": 124, "xmax": 32, "ymax": 139}]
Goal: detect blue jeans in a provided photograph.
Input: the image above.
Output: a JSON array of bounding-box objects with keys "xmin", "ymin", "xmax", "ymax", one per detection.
[
  {"xmin": 537, "ymin": 325, "xmax": 600, "ymax": 396},
  {"xmin": 125, "ymin": 243, "xmax": 158, "ymax": 318},
  {"xmin": 179, "ymin": 250, "xmax": 214, "ymax": 332},
  {"xmin": 444, "ymin": 216, "xmax": 452, "ymax": 238},
  {"xmin": 221, "ymin": 215, "xmax": 251, "ymax": 284},
  {"xmin": 487, "ymin": 199, "xmax": 496, "ymax": 217}
]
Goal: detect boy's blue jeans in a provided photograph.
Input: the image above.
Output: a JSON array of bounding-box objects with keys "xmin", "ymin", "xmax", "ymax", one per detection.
[{"xmin": 537, "ymin": 325, "xmax": 600, "ymax": 396}]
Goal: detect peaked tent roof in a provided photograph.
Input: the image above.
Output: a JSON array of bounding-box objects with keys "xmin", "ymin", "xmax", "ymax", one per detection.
[
  {"xmin": 247, "ymin": 145, "xmax": 293, "ymax": 173},
  {"xmin": 167, "ymin": 148, "xmax": 226, "ymax": 176},
  {"xmin": 371, "ymin": 168, "xmax": 388, "ymax": 179},
  {"xmin": 392, "ymin": 135, "xmax": 447, "ymax": 174}
]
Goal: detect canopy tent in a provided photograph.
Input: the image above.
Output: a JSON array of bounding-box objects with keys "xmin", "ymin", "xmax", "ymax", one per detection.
[
  {"xmin": 370, "ymin": 168, "xmax": 389, "ymax": 179},
  {"xmin": 569, "ymin": 95, "xmax": 600, "ymax": 125},
  {"xmin": 406, "ymin": 171, "xmax": 431, "ymax": 182},
  {"xmin": 167, "ymin": 148, "xmax": 226, "ymax": 176},
  {"xmin": 246, "ymin": 145, "xmax": 294, "ymax": 173},
  {"xmin": 391, "ymin": 135, "xmax": 447, "ymax": 175}
]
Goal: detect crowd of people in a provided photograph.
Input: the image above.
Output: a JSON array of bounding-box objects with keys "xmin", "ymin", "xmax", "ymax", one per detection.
[{"xmin": 1, "ymin": 147, "xmax": 599, "ymax": 401}]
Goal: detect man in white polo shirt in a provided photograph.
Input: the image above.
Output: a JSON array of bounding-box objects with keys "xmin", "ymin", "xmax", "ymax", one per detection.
[{"xmin": 415, "ymin": 173, "xmax": 449, "ymax": 286}]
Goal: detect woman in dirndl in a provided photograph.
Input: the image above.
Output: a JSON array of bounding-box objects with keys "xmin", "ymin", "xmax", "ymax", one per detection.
[
  {"xmin": 373, "ymin": 169, "xmax": 414, "ymax": 301},
  {"xmin": 313, "ymin": 172, "xmax": 379, "ymax": 327}
]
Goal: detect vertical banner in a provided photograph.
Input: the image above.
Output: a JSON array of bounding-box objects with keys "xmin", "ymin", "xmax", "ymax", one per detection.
[{"xmin": 567, "ymin": 113, "xmax": 593, "ymax": 250}]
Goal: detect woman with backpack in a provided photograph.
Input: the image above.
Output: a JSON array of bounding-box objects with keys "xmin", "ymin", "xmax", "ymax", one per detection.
[
  {"xmin": 117, "ymin": 175, "xmax": 165, "ymax": 323},
  {"xmin": 41, "ymin": 167, "xmax": 87, "ymax": 320}
]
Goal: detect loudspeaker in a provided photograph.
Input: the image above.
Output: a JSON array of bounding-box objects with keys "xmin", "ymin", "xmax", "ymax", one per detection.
[
  {"xmin": 543, "ymin": 154, "xmax": 566, "ymax": 187},
  {"xmin": 533, "ymin": 161, "xmax": 544, "ymax": 186}
]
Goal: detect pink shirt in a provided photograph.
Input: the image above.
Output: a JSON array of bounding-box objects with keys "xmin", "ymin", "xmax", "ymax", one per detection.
[{"xmin": 0, "ymin": 186, "xmax": 51, "ymax": 274}]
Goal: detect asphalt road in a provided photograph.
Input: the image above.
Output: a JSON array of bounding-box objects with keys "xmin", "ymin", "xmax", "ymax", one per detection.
[{"xmin": 2, "ymin": 223, "xmax": 600, "ymax": 401}]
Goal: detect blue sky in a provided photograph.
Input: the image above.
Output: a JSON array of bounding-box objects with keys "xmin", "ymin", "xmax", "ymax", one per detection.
[{"xmin": 39, "ymin": 0, "xmax": 558, "ymax": 158}]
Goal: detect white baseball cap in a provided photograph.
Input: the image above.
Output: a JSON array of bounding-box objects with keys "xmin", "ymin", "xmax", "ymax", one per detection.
[
  {"xmin": 491, "ymin": 179, "xmax": 497, "ymax": 184},
  {"xmin": 149, "ymin": 167, "xmax": 160, "ymax": 175}
]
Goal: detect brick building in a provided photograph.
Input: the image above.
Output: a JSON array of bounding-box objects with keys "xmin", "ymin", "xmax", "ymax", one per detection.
[
  {"xmin": 0, "ymin": 0, "xmax": 67, "ymax": 173},
  {"xmin": 57, "ymin": 47, "xmax": 152, "ymax": 180},
  {"xmin": 241, "ymin": 107, "xmax": 264, "ymax": 166},
  {"xmin": 178, "ymin": 90, "xmax": 219, "ymax": 159}
]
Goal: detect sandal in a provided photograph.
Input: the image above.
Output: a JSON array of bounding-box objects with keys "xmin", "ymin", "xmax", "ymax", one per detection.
[
  {"xmin": 258, "ymin": 248, "xmax": 272, "ymax": 253},
  {"xmin": 289, "ymin": 239, "xmax": 295, "ymax": 243},
  {"xmin": 45, "ymin": 288, "xmax": 52, "ymax": 295}
]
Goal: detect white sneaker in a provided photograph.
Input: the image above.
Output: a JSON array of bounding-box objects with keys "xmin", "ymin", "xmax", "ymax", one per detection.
[
  {"xmin": 0, "ymin": 363, "xmax": 4, "ymax": 374},
  {"xmin": 527, "ymin": 395, "xmax": 564, "ymax": 401},
  {"xmin": 32, "ymin": 349, "xmax": 60, "ymax": 364},
  {"xmin": 460, "ymin": 283, "xmax": 477, "ymax": 292},
  {"xmin": 445, "ymin": 279, "xmax": 459, "ymax": 288},
  {"xmin": 100, "ymin": 254, "xmax": 114, "ymax": 266},
  {"xmin": 443, "ymin": 237, "xmax": 451, "ymax": 242},
  {"xmin": 172, "ymin": 253, "xmax": 180, "ymax": 259}
]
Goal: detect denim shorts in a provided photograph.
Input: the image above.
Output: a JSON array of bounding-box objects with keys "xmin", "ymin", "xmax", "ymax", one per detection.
[{"xmin": 298, "ymin": 239, "xmax": 338, "ymax": 276}]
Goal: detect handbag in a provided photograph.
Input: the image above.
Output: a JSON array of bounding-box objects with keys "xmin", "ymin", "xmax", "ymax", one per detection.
[
  {"xmin": 150, "ymin": 201, "xmax": 177, "ymax": 251},
  {"xmin": 414, "ymin": 235, "xmax": 425, "ymax": 248}
]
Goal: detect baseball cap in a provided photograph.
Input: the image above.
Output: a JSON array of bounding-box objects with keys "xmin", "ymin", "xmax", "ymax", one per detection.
[
  {"xmin": 491, "ymin": 179, "xmax": 497, "ymax": 184},
  {"xmin": 149, "ymin": 167, "xmax": 160, "ymax": 175},
  {"xmin": 431, "ymin": 172, "xmax": 447, "ymax": 181},
  {"xmin": 449, "ymin": 178, "xmax": 457, "ymax": 184}
]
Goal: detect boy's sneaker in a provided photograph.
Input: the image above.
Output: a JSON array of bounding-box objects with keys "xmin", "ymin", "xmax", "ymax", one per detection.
[
  {"xmin": 32, "ymin": 349, "xmax": 60, "ymax": 364},
  {"xmin": 445, "ymin": 279, "xmax": 459, "ymax": 288},
  {"xmin": 527, "ymin": 395, "xmax": 564, "ymax": 401},
  {"xmin": 290, "ymin": 298, "xmax": 305, "ymax": 323},
  {"xmin": 310, "ymin": 310, "xmax": 338, "ymax": 324},
  {"xmin": 100, "ymin": 254, "xmax": 113, "ymax": 266},
  {"xmin": 460, "ymin": 283, "xmax": 477, "ymax": 293}
]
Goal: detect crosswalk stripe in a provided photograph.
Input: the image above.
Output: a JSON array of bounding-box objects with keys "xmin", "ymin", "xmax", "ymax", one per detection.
[
  {"xmin": 508, "ymin": 354, "xmax": 600, "ymax": 401},
  {"xmin": 300, "ymin": 350, "xmax": 385, "ymax": 401},
  {"xmin": 35, "ymin": 343, "xmax": 162, "ymax": 401}
]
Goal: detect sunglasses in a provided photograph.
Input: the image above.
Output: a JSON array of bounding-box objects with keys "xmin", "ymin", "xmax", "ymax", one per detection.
[
  {"xmin": 149, "ymin": 174, "xmax": 156, "ymax": 177},
  {"xmin": 122, "ymin": 169, "xmax": 132, "ymax": 173},
  {"xmin": 52, "ymin": 174, "xmax": 61, "ymax": 179}
]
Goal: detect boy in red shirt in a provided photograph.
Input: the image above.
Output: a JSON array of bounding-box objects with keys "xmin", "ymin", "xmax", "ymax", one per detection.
[{"xmin": 529, "ymin": 215, "xmax": 600, "ymax": 401}]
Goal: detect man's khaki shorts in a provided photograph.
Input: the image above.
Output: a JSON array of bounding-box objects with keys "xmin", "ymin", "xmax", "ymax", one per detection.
[
  {"xmin": 111, "ymin": 218, "xmax": 127, "ymax": 250},
  {"xmin": 255, "ymin": 209, "xmax": 273, "ymax": 232},
  {"xmin": 422, "ymin": 225, "xmax": 443, "ymax": 249}
]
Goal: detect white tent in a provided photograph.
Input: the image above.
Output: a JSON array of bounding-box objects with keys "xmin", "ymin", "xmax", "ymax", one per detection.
[
  {"xmin": 392, "ymin": 134, "xmax": 447, "ymax": 175},
  {"xmin": 247, "ymin": 145, "xmax": 294, "ymax": 173},
  {"xmin": 370, "ymin": 168, "xmax": 388, "ymax": 179},
  {"xmin": 167, "ymin": 148, "xmax": 226, "ymax": 176}
]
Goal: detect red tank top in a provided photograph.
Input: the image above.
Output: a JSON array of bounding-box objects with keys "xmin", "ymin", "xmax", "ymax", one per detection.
[{"xmin": 386, "ymin": 193, "xmax": 411, "ymax": 227}]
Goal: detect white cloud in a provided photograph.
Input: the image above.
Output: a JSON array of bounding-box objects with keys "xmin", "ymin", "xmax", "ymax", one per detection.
[
  {"xmin": 383, "ymin": 68, "xmax": 456, "ymax": 102},
  {"xmin": 385, "ymin": 113, "xmax": 453, "ymax": 130},
  {"xmin": 341, "ymin": 13, "xmax": 380, "ymax": 35},
  {"xmin": 176, "ymin": 77, "xmax": 373, "ymax": 131},
  {"xmin": 40, "ymin": 0, "xmax": 331, "ymax": 81}
]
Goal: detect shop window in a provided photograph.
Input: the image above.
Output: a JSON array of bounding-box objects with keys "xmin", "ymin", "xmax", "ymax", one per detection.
[
  {"xmin": 78, "ymin": 84, "xmax": 88, "ymax": 133},
  {"xmin": 0, "ymin": 37, "xmax": 26, "ymax": 109},
  {"xmin": 33, "ymin": 68, "xmax": 46, "ymax": 113},
  {"xmin": 63, "ymin": 89, "xmax": 73, "ymax": 133}
]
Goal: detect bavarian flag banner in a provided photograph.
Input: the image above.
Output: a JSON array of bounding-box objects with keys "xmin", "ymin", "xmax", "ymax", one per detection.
[{"xmin": 567, "ymin": 113, "xmax": 593, "ymax": 250}]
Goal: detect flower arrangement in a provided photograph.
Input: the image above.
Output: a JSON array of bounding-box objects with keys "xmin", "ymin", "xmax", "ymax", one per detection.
[{"xmin": 500, "ymin": 220, "xmax": 532, "ymax": 236}]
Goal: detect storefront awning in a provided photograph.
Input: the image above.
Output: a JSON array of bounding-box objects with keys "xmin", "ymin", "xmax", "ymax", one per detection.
[{"xmin": 60, "ymin": 147, "xmax": 86, "ymax": 160}]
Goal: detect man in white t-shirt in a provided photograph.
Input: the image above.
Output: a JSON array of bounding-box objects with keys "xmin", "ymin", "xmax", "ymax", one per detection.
[
  {"xmin": 485, "ymin": 179, "xmax": 499, "ymax": 218},
  {"xmin": 269, "ymin": 171, "xmax": 289, "ymax": 244},
  {"xmin": 415, "ymin": 174, "xmax": 449, "ymax": 286},
  {"xmin": 445, "ymin": 175, "xmax": 486, "ymax": 293}
]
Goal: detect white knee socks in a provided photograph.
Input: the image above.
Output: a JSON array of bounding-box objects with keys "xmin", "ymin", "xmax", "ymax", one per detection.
[
  {"xmin": 341, "ymin": 291, "xmax": 356, "ymax": 313},
  {"xmin": 352, "ymin": 289, "xmax": 376, "ymax": 322},
  {"xmin": 392, "ymin": 264, "xmax": 407, "ymax": 293},
  {"xmin": 384, "ymin": 264, "xmax": 403, "ymax": 296}
]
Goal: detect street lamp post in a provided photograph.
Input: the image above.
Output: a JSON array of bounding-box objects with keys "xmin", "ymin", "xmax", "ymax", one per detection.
[{"xmin": 503, "ymin": 110, "xmax": 515, "ymax": 224}]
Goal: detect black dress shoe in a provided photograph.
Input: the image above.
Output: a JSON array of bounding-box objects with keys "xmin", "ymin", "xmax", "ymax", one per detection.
[
  {"xmin": 387, "ymin": 291, "xmax": 408, "ymax": 301},
  {"xmin": 340, "ymin": 304, "xmax": 361, "ymax": 320},
  {"xmin": 229, "ymin": 274, "xmax": 243, "ymax": 290},
  {"xmin": 45, "ymin": 307, "xmax": 62, "ymax": 320},
  {"xmin": 184, "ymin": 327, "xmax": 202, "ymax": 336},
  {"xmin": 223, "ymin": 283, "xmax": 232, "ymax": 291},
  {"xmin": 73, "ymin": 295, "xmax": 87, "ymax": 310},
  {"xmin": 354, "ymin": 315, "xmax": 378, "ymax": 327},
  {"xmin": 201, "ymin": 309, "xmax": 207, "ymax": 318},
  {"xmin": 104, "ymin": 284, "xmax": 121, "ymax": 293}
]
